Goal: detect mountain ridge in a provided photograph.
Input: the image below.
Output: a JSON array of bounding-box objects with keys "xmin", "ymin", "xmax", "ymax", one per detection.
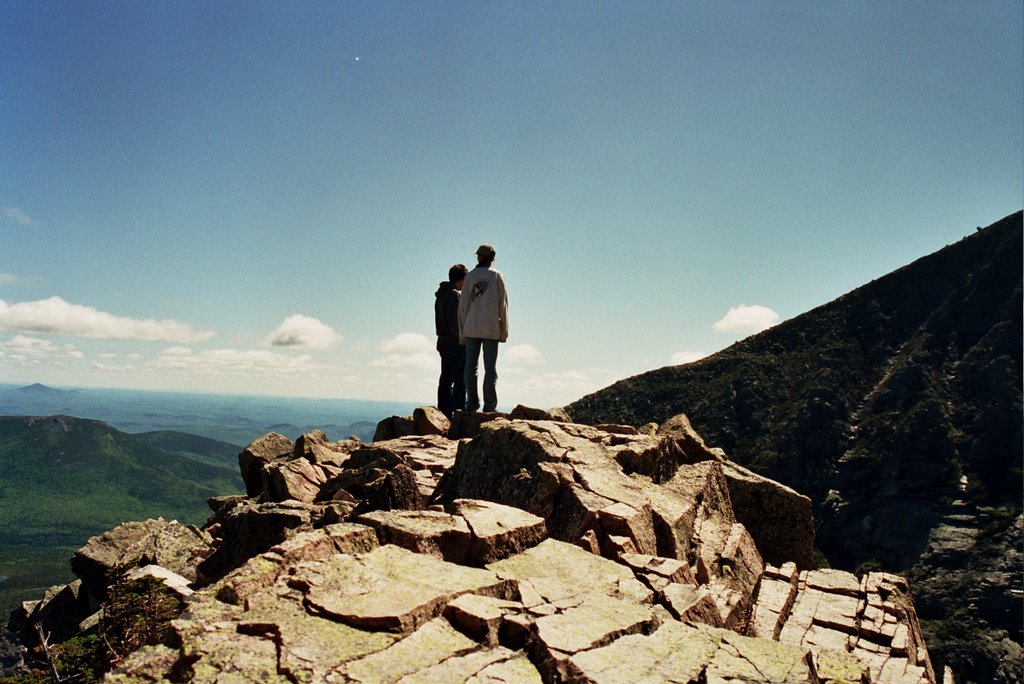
[
  {"xmin": 567, "ymin": 210, "xmax": 1023, "ymax": 681},
  {"xmin": 0, "ymin": 415, "xmax": 244, "ymax": 615}
]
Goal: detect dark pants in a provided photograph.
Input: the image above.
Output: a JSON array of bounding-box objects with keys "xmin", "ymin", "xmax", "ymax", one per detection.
[{"xmin": 437, "ymin": 345, "xmax": 466, "ymax": 419}]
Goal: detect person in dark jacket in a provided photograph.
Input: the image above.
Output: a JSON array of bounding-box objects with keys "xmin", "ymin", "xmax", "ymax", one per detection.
[{"xmin": 435, "ymin": 263, "xmax": 468, "ymax": 418}]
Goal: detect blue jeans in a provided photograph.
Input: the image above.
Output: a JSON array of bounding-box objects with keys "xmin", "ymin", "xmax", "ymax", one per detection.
[{"xmin": 464, "ymin": 338, "xmax": 498, "ymax": 412}]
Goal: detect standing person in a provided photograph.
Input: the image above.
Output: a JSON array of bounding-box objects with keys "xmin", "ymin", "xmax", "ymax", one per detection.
[
  {"xmin": 435, "ymin": 263, "xmax": 468, "ymax": 419},
  {"xmin": 459, "ymin": 243, "xmax": 508, "ymax": 412}
]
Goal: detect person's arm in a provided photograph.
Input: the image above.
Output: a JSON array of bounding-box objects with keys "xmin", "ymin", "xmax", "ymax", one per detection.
[
  {"xmin": 445, "ymin": 290, "xmax": 460, "ymax": 339},
  {"xmin": 458, "ymin": 277, "xmax": 469, "ymax": 344},
  {"xmin": 498, "ymin": 273, "xmax": 508, "ymax": 343}
]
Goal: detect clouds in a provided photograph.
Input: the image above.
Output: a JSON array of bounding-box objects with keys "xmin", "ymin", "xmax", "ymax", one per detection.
[
  {"xmin": 372, "ymin": 332, "xmax": 435, "ymax": 369},
  {"xmin": 2, "ymin": 206, "xmax": 37, "ymax": 227},
  {"xmin": 152, "ymin": 347, "xmax": 315, "ymax": 376},
  {"xmin": 370, "ymin": 337, "xmax": 547, "ymax": 373},
  {"xmin": 505, "ymin": 367, "xmax": 625, "ymax": 409},
  {"xmin": 712, "ymin": 304, "xmax": 780, "ymax": 335},
  {"xmin": 506, "ymin": 344, "xmax": 543, "ymax": 364},
  {"xmin": 0, "ymin": 296, "xmax": 216, "ymax": 343},
  {"xmin": 668, "ymin": 304, "xmax": 779, "ymax": 367},
  {"xmin": 0, "ymin": 334, "xmax": 84, "ymax": 362},
  {"xmin": 267, "ymin": 314, "xmax": 342, "ymax": 349}
]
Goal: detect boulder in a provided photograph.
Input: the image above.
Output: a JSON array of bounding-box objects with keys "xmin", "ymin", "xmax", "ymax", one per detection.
[
  {"xmin": 566, "ymin": 619, "xmax": 867, "ymax": 684},
  {"xmin": 354, "ymin": 499, "xmax": 548, "ymax": 567},
  {"xmin": 718, "ymin": 459, "xmax": 814, "ymax": 569},
  {"xmin": 342, "ymin": 434, "xmax": 460, "ymax": 500},
  {"xmin": 10, "ymin": 580, "xmax": 91, "ymax": 648},
  {"xmin": 195, "ymin": 500, "xmax": 325, "ymax": 584},
  {"xmin": 372, "ymin": 415, "xmax": 417, "ymax": 441},
  {"xmin": 448, "ymin": 409, "xmax": 508, "ymax": 439},
  {"xmin": 237, "ymin": 432, "xmax": 294, "ymax": 498},
  {"xmin": 319, "ymin": 460, "xmax": 422, "ymax": 513},
  {"xmin": 622, "ymin": 413, "xmax": 816, "ymax": 569},
  {"xmin": 127, "ymin": 565, "xmax": 194, "ymax": 599},
  {"xmin": 210, "ymin": 523, "xmax": 379, "ymax": 606},
  {"xmin": 356, "ymin": 509, "xmax": 473, "ymax": 564},
  {"xmin": 448, "ymin": 498, "xmax": 548, "ymax": 565},
  {"xmin": 509, "ymin": 405, "xmax": 573, "ymax": 423},
  {"xmin": 238, "ymin": 431, "xmax": 361, "ymax": 503},
  {"xmin": 292, "ymin": 429, "xmax": 357, "ymax": 469},
  {"xmin": 487, "ymin": 538, "xmax": 653, "ymax": 606},
  {"xmin": 340, "ymin": 616, "xmax": 482, "ymax": 682},
  {"xmin": 434, "ymin": 419, "xmax": 759, "ymax": 596},
  {"xmin": 291, "ymin": 544, "xmax": 517, "ymax": 634},
  {"xmin": 413, "ymin": 405, "xmax": 451, "ymax": 436},
  {"xmin": 71, "ymin": 518, "xmax": 212, "ymax": 604}
]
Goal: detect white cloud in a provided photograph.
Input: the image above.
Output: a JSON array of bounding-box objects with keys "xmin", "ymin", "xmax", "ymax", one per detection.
[
  {"xmin": 506, "ymin": 367, "xmax": 626, "ymax": 409},
  {"xmin": 670, "ymin": 350, "xmax": 707, "ymax": 365},
  {"xmin": 3, "ymin": 207, "xmax": 36, "ymax": 226},
  {"xmin": 506, "ymin": 344, "xmax": 544, "ymax": 364},
  {"xmin": 0, "ymin": 334, "xmax": 84, "ymax": 359},
  {"xmin": 0, "ymin": 296, "xmax": 216, "ymax": 343},
  {"xmin": 0, "ymin": 273, "xmax": 17, "ymax": 285},
  {"xmin": 92, "ymin": 361, "xmax": 137, "ymax": 372},
  {"xmin": 151, "ymin": 347, "xmax": 315, "ymax": 375},
  {"xmin": 372, "ymin": 332, "xmax": 435, "ymax": 369},
  {"xmin": 267, "ymin": 314, "xmax": 342, "ymax": 349},
  {"xmin": 712, "ymin": 304, "xmax": 779, "ymax": 335},
  {"xmin": 380, "ymin": 332, "xmax": 433, "ymax": 354}
]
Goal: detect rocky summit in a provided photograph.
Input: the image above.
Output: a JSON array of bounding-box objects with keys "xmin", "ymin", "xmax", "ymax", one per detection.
[
  {"xmin": 8, "ymin": 406, "xmax": 942, "ymax": 683},
  {"xmin": 568, "ymin": 212, "xmax": 1023, "ymax": 682}
]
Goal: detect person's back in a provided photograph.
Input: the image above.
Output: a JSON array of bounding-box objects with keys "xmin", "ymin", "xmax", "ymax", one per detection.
[
  {"xmin": 461, "ymin": 268, "xmax": 508, "ymax": 342},
  {"xmin": 458, "ymin": 244, "xmax": 508, "ymax": 412},
  {"xmin": 435, "ymin": 264, "xmax": 467, "ymax": 419}
]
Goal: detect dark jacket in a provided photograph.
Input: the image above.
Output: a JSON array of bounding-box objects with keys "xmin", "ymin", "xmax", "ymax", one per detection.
[{"xmin": 435, "ymin": 281, "xmax": 462, "ymax": 351}]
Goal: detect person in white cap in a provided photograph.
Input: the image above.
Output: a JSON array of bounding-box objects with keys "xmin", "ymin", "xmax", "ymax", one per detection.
[{"xmin": 458, "ymin": 243, "xmax": 508, "ymax": 412}]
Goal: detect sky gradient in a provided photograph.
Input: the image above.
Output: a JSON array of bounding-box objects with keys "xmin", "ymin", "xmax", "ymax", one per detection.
[{"xmin": 1, "ymin": 1, "xmax": 1022, "ymax": 409}]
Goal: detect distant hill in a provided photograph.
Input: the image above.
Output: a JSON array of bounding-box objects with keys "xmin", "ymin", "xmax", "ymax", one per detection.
[
  {"xmin": 0, "ymin": 415, "xmax": 244, "ymax": 614},
  {"xmin": 14, "ymin": 383, "xmax": 77, "ymax": 396},
  {"xmin": 0, "ymin": 415, "xmax": 242, "ymax": 546},
  {"xmin": 133, "ymin": 430, "xmax": 242, "ymax": 469},
  {"xmin": 0, "ymin": 386, "xmax": 415, "ymax": 445},
  {"xmin": 568, "ymin": 211, "xmax": 1023, "ymax": 682}
]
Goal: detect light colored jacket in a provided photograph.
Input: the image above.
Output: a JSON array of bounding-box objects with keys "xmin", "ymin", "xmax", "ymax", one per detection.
[{"xmin": 459, "ymin": 265, "xmax": 508, "ymax": 343}]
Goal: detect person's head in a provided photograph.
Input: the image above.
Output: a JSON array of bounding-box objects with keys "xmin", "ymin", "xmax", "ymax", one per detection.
[
  {"xmin": 476, "ymin": 243, "xmax": 496, "ymax": 267},
  {"xmin": 449, "ymin": 263, "xmax": 468, "ymax": 289}
]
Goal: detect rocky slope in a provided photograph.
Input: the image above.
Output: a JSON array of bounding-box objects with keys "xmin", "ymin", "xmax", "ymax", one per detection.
[
  {"xmin": 6, "ymin": 408, "xmax": 940, "ymax": 683},
  {"xmin": 567, "ymin": 211, "xmax": 1023, "ymax": 682}
]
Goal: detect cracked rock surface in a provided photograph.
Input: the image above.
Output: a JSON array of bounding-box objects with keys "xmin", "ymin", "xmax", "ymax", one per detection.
[{"xmin": 37, "ymin": 414, "xmax": 936, "ymax": 683}]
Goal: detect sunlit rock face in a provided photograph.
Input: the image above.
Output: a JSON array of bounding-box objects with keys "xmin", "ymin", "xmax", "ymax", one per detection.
[{"xmin": 16, "ymin": 410, "xmax": 940, "ymax": 683}]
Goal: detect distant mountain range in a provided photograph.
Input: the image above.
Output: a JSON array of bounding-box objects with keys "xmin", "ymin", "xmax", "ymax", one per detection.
[
  {"xmin": 12, "ymin": 383, "xmax": 78, "ymax": 396},
  {"xmin": 0, "ymin": 385, "xmax": 416, "ymax": 444},
  {"xmin": 568, "ymin": 211, "xmax": 1023, "ymax": 682}
]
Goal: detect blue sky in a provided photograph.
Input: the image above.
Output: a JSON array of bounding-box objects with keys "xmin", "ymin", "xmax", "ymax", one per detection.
[{"xmin": 1, "ymin": 1, "xmax": 1021, "ymax": 408}]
